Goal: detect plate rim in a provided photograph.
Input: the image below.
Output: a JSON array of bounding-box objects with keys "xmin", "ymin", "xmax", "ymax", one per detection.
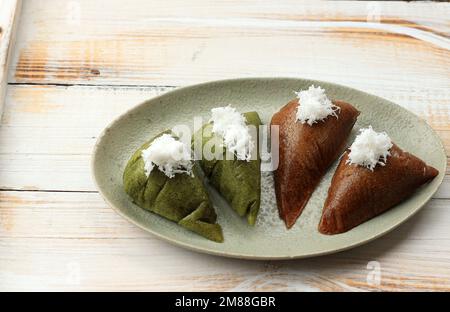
[{"xmin": 91, "ymin": 77, "xmax": 447, "ymax": 260}]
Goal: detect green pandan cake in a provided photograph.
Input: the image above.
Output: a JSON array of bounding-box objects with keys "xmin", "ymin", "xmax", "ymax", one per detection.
[
  {"xmin": 123, "ymin": 131, "xmax": 223, "ymax": 242},
  {"xmin": 193, "ymin": 107, "xmax": 262, "ymax": 225}
]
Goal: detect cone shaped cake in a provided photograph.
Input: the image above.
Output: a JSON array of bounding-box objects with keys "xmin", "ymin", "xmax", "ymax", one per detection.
[
  {"xmin": 319, "ymin": 143, "xmax": 439, "ymax": 235},
  {"xmin": 193, "ymin": 107, "xmax": 262, "ymax": 225},
  {"xmin": 271, "ymin": 86, "xmax": 359, "ymax": 228},
  {"xmin": 123, "ymin": 131, "xmax": 223, "ymax": 242}
]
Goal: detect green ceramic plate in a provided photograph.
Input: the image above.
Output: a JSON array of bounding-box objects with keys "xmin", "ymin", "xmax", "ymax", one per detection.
[{"xmin": 92, "ymin": 78, "xmax": 446, "ymax": 260}]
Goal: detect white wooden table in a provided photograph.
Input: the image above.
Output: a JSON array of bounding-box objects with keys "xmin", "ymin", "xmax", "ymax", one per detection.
[{"xmin": 0, "ymin": 0, "xmax": 449, "ymax": 291}]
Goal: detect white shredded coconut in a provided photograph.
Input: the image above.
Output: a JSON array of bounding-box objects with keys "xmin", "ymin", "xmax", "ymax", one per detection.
[
  {"xmin": 210, "ymin": 106, "xmax": 254, "ymax": 161},
  {"xmin": 347, "ymin": 126, "xmax": 393, "ymax": 171},
  {"xmin": 141, "ymin": 134, "xmax": 193, "ymax": 178},
  {"xmin": 295, "ymin": 85, "xmax": 340, "ymax": 126}
]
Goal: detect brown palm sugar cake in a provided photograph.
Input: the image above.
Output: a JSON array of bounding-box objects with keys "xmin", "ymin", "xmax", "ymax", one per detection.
[
  {"xmin": 271, "ymin": 86, "xmax": 359, "ymax": 228},
  {"xmin": 319, "ymin": 127, "xmax": 439, "ymax": 235}
]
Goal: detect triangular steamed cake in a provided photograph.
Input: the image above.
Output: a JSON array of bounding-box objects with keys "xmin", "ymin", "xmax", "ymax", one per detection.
[
  {"xmin": 193, "ymin": 110, "xmax": 262, "ymax": 225},
  {"xmin": 319, "ymin": 144, "xmax": 438, "ymax": 234},
  {"xmin": 123, "ymin": 131, "xmax": 223, "ymax": 242},
  {"xmin": 271, "ymin": 98, "xmax": 359, "ymax": 229}
]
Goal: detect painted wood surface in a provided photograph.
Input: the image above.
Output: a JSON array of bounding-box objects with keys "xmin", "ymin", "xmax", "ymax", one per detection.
[
  {"xmin": 0, "ymin": 0, "xmax": 21, "ymax": 117},
  {"xmin": 0, "ymin": 0, "xmax": 449, "ymax": 291}
]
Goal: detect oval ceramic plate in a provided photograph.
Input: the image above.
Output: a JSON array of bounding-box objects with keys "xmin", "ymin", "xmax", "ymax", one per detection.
[{"xmin": 92, "ymin": 78, "xmax": 446, "ymax": 260}]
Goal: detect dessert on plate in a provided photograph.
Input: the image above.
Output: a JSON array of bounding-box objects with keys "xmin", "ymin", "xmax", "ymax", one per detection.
[
  {"xmin": 319, "ymin": 127, "xmax": 439, "ymax": 234},
  {"xmin": 123, "ymin": 131, "xmax": 223, "ymax": 242},
  {"xmin": 271, "ymin": 85, "xmax": 359, "ymax": 228},
  {"xmin": 193, "ymin": 106, "xmax": 262, "ymax": 225}
]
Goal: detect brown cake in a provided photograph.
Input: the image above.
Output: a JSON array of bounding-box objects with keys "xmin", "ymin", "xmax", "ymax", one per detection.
[
  {"xmin": 271, "ymin": 99, "xmax": 359, "ymax": 229},
  {"xmin": 319, "ymin": 144, "xmax": 439, "ymax": 234}
]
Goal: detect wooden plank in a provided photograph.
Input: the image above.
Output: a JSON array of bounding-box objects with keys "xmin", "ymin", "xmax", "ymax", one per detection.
[
  {"xmin": 0, "ymin": 84, "xmax": 449, "ymax": 194},
  {"xmin": 8, "ymin": 0, "xmax": 450, "ymax": 87},
  {"xmin": 1, "ymin": 236, "xmax": 449, "ymax": 291},
  {"xmin": 1, "ymin": 0, "xmax": 449, "ymax": 292},
  {"xmin": 1, "ymin": 190, "xmax": 449, "ymax": 291},
  {"xmin": 1, "ymin": 191, "xmax": 450, "ymax": 240},
  {"xmin": 0, "ymin": 0, "xmax": 21, "ymax": 117}
]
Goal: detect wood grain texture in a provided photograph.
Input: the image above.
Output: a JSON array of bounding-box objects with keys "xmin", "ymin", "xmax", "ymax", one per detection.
[
  {"xmin": 1, "ymin": 190, "xmax": 449, "ymax": 291},
  {"xmin": 0, "ymin": 0, "xmax": 449, "ymax": 291},
  {"xmin": 1, "ymin": 84, "xmax": 448, "ymax": 193},
  {"xmin": 0, "ymin": 0, "xmax": 21, "ymax": 117},
  {"xmin": 9, "ymin": 0, "xmax": 450, "ymax": 89}
]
